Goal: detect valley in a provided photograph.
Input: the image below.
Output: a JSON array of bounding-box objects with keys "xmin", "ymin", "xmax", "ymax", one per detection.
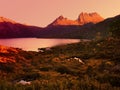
[{"xmin": 0, "ymin": 12, "xmax": 120, "ymax": 90}]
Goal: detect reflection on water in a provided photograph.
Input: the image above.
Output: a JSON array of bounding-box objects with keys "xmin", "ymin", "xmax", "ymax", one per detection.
[{"xmin": 0, "ymin": 38, "xmax": 80, "ymax": 51}]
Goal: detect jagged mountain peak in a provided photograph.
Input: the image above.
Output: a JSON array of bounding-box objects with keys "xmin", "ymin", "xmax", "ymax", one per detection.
[
  {"xmin": 79, "ymin": 12, "xmax": 98, "ymax": 15},
  {"xmin": 48, "ymin": 15, "xmax": 75, "ymax": 26},
  {"xmin": 55, "ymin": 15, "xmax": 68, "ymax": 21},
  {"xmin": 48, "ymin": 12, "xmax": 104, "ymax": 26},
  {"xmin": 77, "ymin": 12, "xmax": 104, "ymax": 24},
  {"xmin": 57, "ymin": 15, "xmax": 65, "ymax": 20}
]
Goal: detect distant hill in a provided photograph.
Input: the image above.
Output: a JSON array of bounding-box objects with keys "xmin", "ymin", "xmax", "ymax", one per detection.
[{"xmin": 0, "ymin": 17, "xmax": 42, "ymax": 38}]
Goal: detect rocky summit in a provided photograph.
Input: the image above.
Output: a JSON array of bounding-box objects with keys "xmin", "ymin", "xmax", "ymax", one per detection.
[
  {"xmin": 48, "ymin": 12, "xmax": 104, "ymax": 26},
  {"xmin": 77, "ymin": 12, "xmax": 104, "ymax": 24}
]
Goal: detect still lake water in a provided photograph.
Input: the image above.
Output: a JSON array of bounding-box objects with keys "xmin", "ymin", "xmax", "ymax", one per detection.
[{"xmin": 0, "ymin": 38, "xmax": 80, "ymax": 51}]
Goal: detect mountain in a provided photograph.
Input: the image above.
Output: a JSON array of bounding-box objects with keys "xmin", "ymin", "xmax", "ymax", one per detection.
[
  {"xmin": 0, "ymin": 13, "xmax": 119, "ymax": 39},
  {"xmin": 48, "ymin": 12, "xmax": 104, "ymax": 26},
  {"xmin": 48, "ymin": 15, "xmax": 79, "ymax": 26},
  {"xmin": 36, "ymin": 14, "xmax": 120, "ymax": 39},
  {"xmin": 0, "ymin": 17, "xmax": 42, "ymax": 38}
]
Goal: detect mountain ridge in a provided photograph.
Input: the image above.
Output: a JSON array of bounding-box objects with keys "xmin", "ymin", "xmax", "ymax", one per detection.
[
  {"xmin": 0, "ymin": 12, "xmax": 119, "ymax": 39},
  {"xmin": 37, "ymin": 14, "xmax": 120, "ymax": 39},
  {"xmin": 48, "ymin": 12, "xmax": 104, "ymax": 27}
]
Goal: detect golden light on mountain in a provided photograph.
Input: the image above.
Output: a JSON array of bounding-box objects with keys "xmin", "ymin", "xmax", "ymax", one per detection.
[{"xmin": 48, "ymin": 12, "xmax": 104, "ymax": 26}]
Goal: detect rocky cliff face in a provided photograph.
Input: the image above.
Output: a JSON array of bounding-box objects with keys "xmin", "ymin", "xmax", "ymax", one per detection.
[
  {"xmin": 48, "ymin": 12, "xmax": 104, "ymax": 26},
  {"xmin": 77, "ymin": 12, "xmax": 104, "ymax": 24}
]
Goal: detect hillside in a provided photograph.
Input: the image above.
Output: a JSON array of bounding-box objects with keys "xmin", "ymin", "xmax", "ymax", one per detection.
[
  {"xmin": 0, "ymin": 13, "xmax": 120, "ymax": 39},
  {"xmin": 0, "ymin": 37, "xmax": 120, "ymax": 89},
  {"xmin": 0, "ymin": 17, "xmax": 43, "ymax": 38},
  {"xmin": 36, "ymin": 14, "xmax": 120, "ymax": 39}
]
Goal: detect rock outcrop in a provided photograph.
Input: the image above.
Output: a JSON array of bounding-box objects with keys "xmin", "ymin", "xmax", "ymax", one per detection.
[{"xmin": 77, "ymin": 12, "xmax": 104, "ymax": 25}]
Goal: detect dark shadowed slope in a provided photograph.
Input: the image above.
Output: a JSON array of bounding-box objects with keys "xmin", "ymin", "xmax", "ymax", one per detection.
[{"xmin": 0, "ymin": 17, "xmax": 43, "ymax": 38}]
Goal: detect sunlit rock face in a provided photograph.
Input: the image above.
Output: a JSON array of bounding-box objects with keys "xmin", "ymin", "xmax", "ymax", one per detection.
[
  {"xmin": 49, "ymin": 15, "xmax": 79, "ymax": 26},
  {"xmin": 77, "ymin": 12, "xmax": 104, "ymax": 25},
  {"xmin": 48, "ymin": 12, "xmax": 104, "ymax": 26}
]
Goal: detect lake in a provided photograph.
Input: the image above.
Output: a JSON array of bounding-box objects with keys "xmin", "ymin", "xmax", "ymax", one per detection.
[{"xmin": 0, "ymin": 38, "xmax": 80, "ymax": 51}]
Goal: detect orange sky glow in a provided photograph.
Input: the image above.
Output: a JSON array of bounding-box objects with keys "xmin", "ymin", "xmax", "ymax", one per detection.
[{"xmin": 0, "ymin": 0, "xmax": 120, "ymax": 27}]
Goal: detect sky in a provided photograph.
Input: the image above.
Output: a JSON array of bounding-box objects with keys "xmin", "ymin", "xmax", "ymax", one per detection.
[{"xmin": 0, "ymin": 0, "xmax": 120, "ymax": 27}]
